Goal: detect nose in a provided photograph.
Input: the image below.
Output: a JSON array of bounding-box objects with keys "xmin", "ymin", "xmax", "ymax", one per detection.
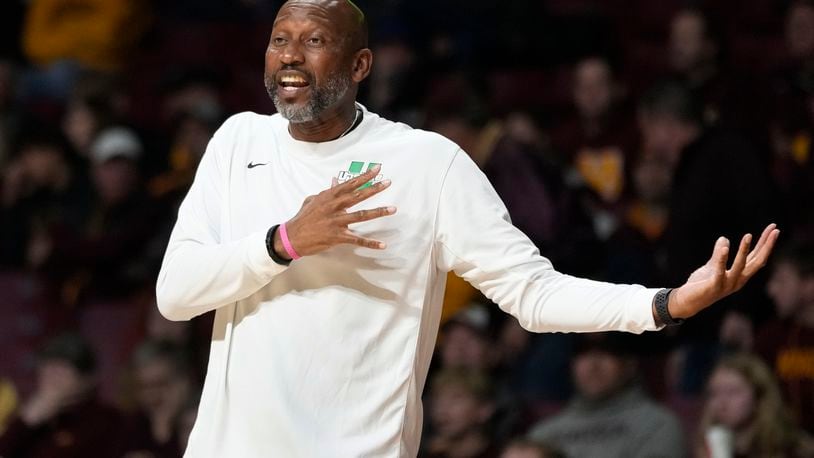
[{"xmin": 279, "ymin": 41, "xmax": 305, "ymax": 66}]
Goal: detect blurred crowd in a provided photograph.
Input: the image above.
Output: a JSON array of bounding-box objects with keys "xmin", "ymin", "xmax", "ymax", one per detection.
[{"xmin": 0, "ymin": 0, "xmax": 813, "ymax": 456}]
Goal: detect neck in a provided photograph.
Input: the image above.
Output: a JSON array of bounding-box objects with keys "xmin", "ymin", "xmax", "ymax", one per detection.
[
  {"xmin": 733, "ymin": 422, "xmax": 757, "ymax": 454},
  {"xmin": 288, "ymin": 102, "xmax": 358, "ymax": 143}
]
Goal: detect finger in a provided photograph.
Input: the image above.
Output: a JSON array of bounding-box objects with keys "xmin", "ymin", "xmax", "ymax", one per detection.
[
  {"xmin": 711, "ymin": 236, "xmax": 730, "ymax": 279},
  {"xmin": 341, "ymin": 179, "xmax": 392, "ymax": 208},
  {"xmin": 747, "ymin": 223, "xmax": 775, "ymax": 263},
  {"xmin": 332, "ymin": 164, "xmax": 382, "ymax": 195},
  {"xmin": 742, "ymin": 228, "xmax": 780, "ymax": 277},
  {"xmin": 340, "ymin": 206, "xmax": 397, "ymax": 225},
  {"xmin": 331, "ymin": 177, "xmax": 339, "ymax": 188},
  {"xmin": 338, "ymin": 231, "xmax": 387, "ymax": 250},
  {"xmin": 725, "ymin": 233, "xmax": 752, "ymax": 288}
]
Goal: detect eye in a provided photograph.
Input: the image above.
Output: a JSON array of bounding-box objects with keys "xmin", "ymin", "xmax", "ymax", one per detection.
[
  {"xmin": 271, "ymin": 36, "xmax": 287, "ymax": 46},
  {"xmin": 307, "ymin": 37, "xmax": 324, "ymax": 46}
]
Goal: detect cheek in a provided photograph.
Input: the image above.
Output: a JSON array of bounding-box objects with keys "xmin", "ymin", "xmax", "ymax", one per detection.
[{"xmin": 729, "ymin": 391, "xmax": 756, "ymax": 424}]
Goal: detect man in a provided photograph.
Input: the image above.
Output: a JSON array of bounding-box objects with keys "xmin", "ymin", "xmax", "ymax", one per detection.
[
  {"xmin": 119, "ymin": 339, "xmax": 195, "ymax": 457},
  {"xmin": 756, "ymin": 242, "xmax": 814, "ymax": 432},
  {"xmin": 156, "ymin": 1, "xmax": 779, "ymax": 456},
  {"xmin": 0, "ymin": 333, "xmax": 122, "ymax": 457},
  {"xmin": 640, "ymin": 81, "xmax": 774, "ymax": 337},
  {"xmin": 527, "ymin": 333, "xmax": 685, "ymax": 458}
]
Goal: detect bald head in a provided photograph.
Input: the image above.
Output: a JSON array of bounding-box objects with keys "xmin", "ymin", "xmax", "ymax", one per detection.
[{"xmin": 279, "ymin": 0, "xmax": 368, "ymax": 53}]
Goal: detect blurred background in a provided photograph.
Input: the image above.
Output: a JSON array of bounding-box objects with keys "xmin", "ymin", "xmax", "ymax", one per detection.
[{"xmin": 0, "ymin": 0, "xmax": 813, "ymax": 456}]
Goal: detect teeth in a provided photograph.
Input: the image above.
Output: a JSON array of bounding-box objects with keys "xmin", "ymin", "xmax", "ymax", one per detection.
[{"xmin": 280, "ymin": 75, "xmax": 307, "ymax": 84}]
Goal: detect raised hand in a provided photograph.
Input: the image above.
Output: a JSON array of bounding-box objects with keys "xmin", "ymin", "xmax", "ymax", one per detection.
[
  {"xmin": 665, "ymin": 223, "xmax": 780, "ymax": 322},
  {"xmin": 272, "ymin": 165, "xmax": 396, "ymax": 260}
]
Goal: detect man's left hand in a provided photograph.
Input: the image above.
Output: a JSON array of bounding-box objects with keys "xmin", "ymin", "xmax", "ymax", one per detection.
[{"xmin": 665, "ymin": 223, "xmax": 780, "ymax": 322}]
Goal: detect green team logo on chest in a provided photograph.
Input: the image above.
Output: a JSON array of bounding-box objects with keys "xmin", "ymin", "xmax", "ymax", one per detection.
[{"xmin": 337, "ymin": 161, "xmax": 384, "ymax": 188}]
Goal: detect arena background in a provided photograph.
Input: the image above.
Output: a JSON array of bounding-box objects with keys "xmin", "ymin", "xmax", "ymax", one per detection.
[{"xmin": 0, "ymin": 0, "xmax": 813, "ymax": 456}]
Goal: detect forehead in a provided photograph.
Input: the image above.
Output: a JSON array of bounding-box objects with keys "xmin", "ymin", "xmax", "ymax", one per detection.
[{"xmin": 274, "ymin": 2, "xmax": 337, "ymax": 29}]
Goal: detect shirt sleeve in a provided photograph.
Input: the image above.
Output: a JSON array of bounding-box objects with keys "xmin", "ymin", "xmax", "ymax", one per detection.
[
  {"xmin": 156, "ymin": 117, "xmax": 288, "ymax": 321},
  {"xmin": 434, "ymin": 150, "xmax": 662, "ymax": 334}
]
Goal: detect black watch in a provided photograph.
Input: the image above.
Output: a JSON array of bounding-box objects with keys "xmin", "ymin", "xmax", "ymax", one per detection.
[
  {"xmin": 654, "ymin": 288, "xmax": 684, "ymax": 326},
  {"xmin": 266, "ymin": 225, "xmax": 292, "ymax": 266}
]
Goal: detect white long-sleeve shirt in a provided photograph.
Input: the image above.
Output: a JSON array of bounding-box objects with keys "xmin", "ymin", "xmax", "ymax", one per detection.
[{"xmin": 156, "ymin": 105, "xmax": 662, "ymax": 457}]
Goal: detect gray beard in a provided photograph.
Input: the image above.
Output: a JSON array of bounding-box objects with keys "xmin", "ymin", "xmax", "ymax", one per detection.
[{"xmin": 266, "ymin": 72, "xmax": 352, "ymax": 123}]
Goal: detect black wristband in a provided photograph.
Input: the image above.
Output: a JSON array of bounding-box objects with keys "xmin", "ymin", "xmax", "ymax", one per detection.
[
  {"xmin": 654, "ymin": 288, "xmax": 684, "ymax": 326},
  {"xmin": 266, "ymin": 225, "xmax": 292, "ymax": 266}
]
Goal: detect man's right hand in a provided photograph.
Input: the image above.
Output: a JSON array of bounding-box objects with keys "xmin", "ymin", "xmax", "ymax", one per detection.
[{"xmin": 273, "ymin": 165, "xmax": 396, "ymax": 260}]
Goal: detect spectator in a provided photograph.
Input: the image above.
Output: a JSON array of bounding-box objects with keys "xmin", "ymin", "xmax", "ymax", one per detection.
[
  {"xmin": 365, "ymin": 36, "xmax": 423, "ymax": 125},
  {"xmin": 119, "ymin": 339, "xmax": 195, "ymax": 458},
  {"xmin": 439, "ymin": 302, "xmax": 501, "ymax": 373},
  {"xmin": 667, "ymin": 7, "xmax": 758, "ymax": 131},
  {"xmin": 0, "ymin": 332, "xmax": 122, "ymax": 457},
  {"xmin": 423, "ymin": 368, "xmax": 500, "ymax": 458},
  {"xmin": 641, "ymin": 81, "xmax": 773, "ymax": 350},
  {"xmin": 499, "ymin": 438, "xmax": 564, "ymax": 458},
  {"xmin": 495, "ymin": 316, "xmax": 573, "ymax": 403},
  {"xmin": 769, "ymin": 0, "xmax": 814, "ymax": 238},
  {"xmin": 20, "ymin": 0, "xmax": 150, "ymax": 100},
  {"xmin": 527, "ymin": 332, "xmax": 685, "ymax": 458},
  {"xmin": 481, "ymin": 112, "xmax": 600, "ymax": 275},
  {"xmin": 37, "ymin": 126, "xmax": 160, "ymax": 303},
  {"xmin": 698, "ymin": 354, "xmax": 814, "ymax": 457},
  {"xmin": 604, "ymin": 155, "xmax": 672, "ymax": 287},
  {"xmin": 61, "ymin": 75, "xmax": 123, "ymax": 159},
  {"xmin": 148, "ymin": 105, "xmax": 222, "ymax": 206},
  {"xmin": 0, "ymin": 127, "xmax": 91, "ymax": 268},
  {"xmin": 755, "ymin": 242, "xmax": 814, "ymax": 432},
  {"xmin": 551, "ymin": 56, "xmax": 636, "ymax": 212}
]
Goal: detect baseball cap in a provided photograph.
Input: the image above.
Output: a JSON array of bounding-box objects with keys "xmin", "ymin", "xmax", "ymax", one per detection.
[
  {"xmin": 90, "ymin": 127, "xmax": 143, "ymax": 163},
  {"xmin": 444, "ymin": 302, "xmax": 496, "ymax": 338}
]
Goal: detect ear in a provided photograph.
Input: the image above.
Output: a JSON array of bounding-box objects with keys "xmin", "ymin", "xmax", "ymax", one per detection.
[{"xmin": 351, "ymin": 48, "xmax": 373, "ymax": 83}]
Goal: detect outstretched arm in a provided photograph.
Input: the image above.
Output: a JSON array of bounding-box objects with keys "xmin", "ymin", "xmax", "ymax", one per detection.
[{"xmin": 434, "ymin": 150, "xmax": 777, "ymax": 333}]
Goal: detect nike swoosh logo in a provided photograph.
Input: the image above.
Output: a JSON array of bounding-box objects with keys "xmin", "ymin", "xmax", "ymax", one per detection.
[{"xmin": 247, "ymin": 162, "xmax": 268, "ymax": 169}]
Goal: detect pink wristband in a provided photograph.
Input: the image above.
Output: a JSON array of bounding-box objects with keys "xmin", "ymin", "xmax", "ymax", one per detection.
[{"xmin": 279, "ymin": 222, "xmax": 301, "ymax": 260}]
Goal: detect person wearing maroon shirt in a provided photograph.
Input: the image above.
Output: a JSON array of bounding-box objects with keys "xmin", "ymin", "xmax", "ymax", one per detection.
[
  {"xmin": 422, "ymin": 368, "xmax": 501, "ymax": 458},
  {"xmin": 0, "ymin": 333, "xmax": 122, "ymax": 458},
  {"xmin": 667, "ymin": 7, "xmax": 765, "ymax": 134},
  {"xmin": 550, "ymin": 56, "xmax": 638, "ymax": 213},
  {"xmin": 118, "ymin": 339, "xmax": 196, "ymax": 458},
  {"xmin": 756, "ymin": 242, "xmax": 814, "ymax": 433}
]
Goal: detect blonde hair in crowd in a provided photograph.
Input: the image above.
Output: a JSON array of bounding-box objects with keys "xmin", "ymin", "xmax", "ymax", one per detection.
[{"xmin": 700, "ymin": 353, "xmax": 810, "ymax": 456}]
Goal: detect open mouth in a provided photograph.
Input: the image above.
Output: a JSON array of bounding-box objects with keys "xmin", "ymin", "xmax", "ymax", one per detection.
[{"xmin": 277, "ymin": 73, "xmax": 311, "ymax": 94}]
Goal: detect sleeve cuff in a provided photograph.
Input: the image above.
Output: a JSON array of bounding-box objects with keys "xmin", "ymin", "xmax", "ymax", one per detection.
[
  {"xmin": 634, "ymin": 287, "xmax": 665, "ymax": 331},
  {"xmin": 246, "ymin": 229, "xmax": 290, "ymax": 278}
]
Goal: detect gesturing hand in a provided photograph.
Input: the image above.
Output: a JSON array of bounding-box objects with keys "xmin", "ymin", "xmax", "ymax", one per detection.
[
  {"xmin": 273, "ymin": 165, "xmax": 396, "ymax": 260},
  {"xmin": 666, "ymin": 223, "xmax": 780, "ymax": 322}
]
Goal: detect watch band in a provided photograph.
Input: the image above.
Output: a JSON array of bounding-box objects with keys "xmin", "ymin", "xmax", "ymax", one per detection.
[
  {"xmin": 654, "ymin": 288, "xmax": 684, "ymax": 326},
  {"xmin": 266, "ymin": 225, "xmax": 292, "ymax": 266}
]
